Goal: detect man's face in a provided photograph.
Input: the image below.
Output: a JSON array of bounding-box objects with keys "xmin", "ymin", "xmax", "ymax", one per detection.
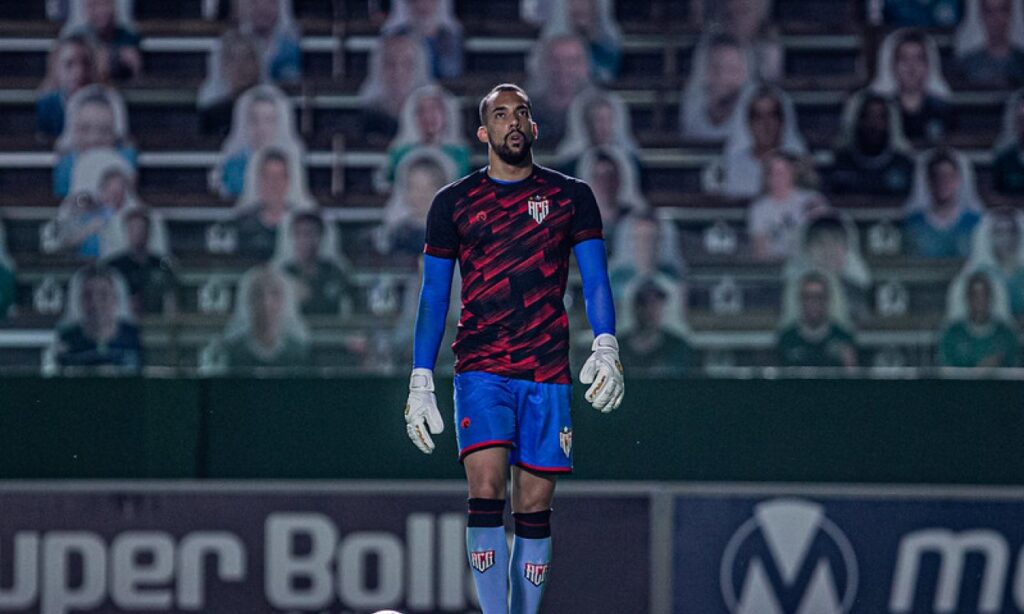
[
  {"xmin": 807, "ymin": 230, "xmax": 848, "ymax": 273},
  {"xmin": 250, "ymin": 276, "xmax": 285, "ymax": 335},
  {"xmin": 706, "ymin": 45, "xmax": 749, "ymax": 100},
  {"xmin": 258, "ymin": 158, "xmax": 290, "ymax": 206},
  {"xmin": 749, "ymin": 95, "xmax": 783, "ymax": 149},
  {"xmin": 247, "ymin": 100, "xmax": 279, "ymax": 149},
  {"xmin": 928, "ymin": 160, "xmax": 961, "ymax": 207},
  {"xmin": 81, "ymin": 276, "xmax": 117, "ymax": 329},
  {"xmin": 406, "ymin": 166, "xmax": 444, "ymax": 220},
  {"xmin": 968, "ymin": 277, "xmax": 993, "ymax": 323},
  {"xmin": 632, "ymin": 219, "xmax": 660, "ymax": 273},
  {"xmin": 634, "ymin": 291, "xmax": 666, "ymax": 330},
  {"xmin": 568, "ymin": 0, "xmax": 597, "ymax": 31},
  {"xmin": 477, "ymin": 89, "xmax": 537, "ymax": 166},
  {"xmin": 74, "ymin": 101, "xmax": 116, "ymax": 150},
  {"xmin": 547, "ymin": 38, "xmax": 590, "ymax": 96},
  {"xmin": 799, "ymin": 279, "xmax": 829, "ymax": 328},
  {"xmin": 416, "ymin": 95, "xmax": 447, "ymax": 142},
  {"xmin": 85, "ymin": 0, "xmax": 115, "ymax": 30},
  {"xmin": 382, "ymin": 37, "xmax": 420, "ymax": 95},
  {"xmin": 56, "ymin": 43, "xmax": 91, "ymax": 93},
  {"xmin": 225, "ymin": 41, "xmax": 261, "ymax": 90},
  {"xmin": 857, "ymin": 99, "xmax": 890, "ymax": 150},
  {"xmin": 409, "ymin": 0, "xmax": 440, "ymax": 21},
  {"xmin": 100, "ymin": 172, "xmax": 128, "ymax": 209},
  {"xmin": 590, "ymin": 158, "xmax": 620, "ymax": 215},
  {"xmin": 125, "ymin": 215, "xmax": 150, "ymax": 251},
  {"xmin": 586, "ymin": 101, "xmax": 615, "ymax": 145},
  {"xmin": 248, "ymin": 0, "xmax": 280, "ymax": 33},
  {"xmin": 990, "ymin": 214, "xmax": 1020, "ymax": 260},
  {"xmin": 982, "ymin": 0, "xmax": 1012, "ymax": 46},
  {"xmin": 894, "ymin": 41, "xmax": 928, "ymax": 93},
  {"xmin": 291, "ymin": 218, "xmax": 322, "ymax": 262}
]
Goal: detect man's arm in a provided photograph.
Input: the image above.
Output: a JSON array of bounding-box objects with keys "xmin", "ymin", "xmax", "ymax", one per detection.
[
  {"xmin": 405, "ymin": 254, "xmax": 455, "ymax": 454},
  {"xmin": 413, "ymin": 255, "xmax": 455, "ymax": 369},
  {"xmin": 574, "ymin": 238, "xmax": 624, "ymax": 412}
]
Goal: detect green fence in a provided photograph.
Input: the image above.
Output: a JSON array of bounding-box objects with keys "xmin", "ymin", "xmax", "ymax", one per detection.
[{"xmin": 0, "ymin": 376, "xmax": 1020, "ymax": 483}]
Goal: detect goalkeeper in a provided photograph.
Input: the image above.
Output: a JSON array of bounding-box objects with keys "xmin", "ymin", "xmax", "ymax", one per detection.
[{"xmin": 404, "ymin": 83, "xmax": 623, "ymax": 614}]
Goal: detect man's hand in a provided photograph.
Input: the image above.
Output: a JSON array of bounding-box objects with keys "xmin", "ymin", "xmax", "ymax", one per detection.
[
  {"xmin": 405, "ymin": 368, "xmax": 444, "ymax": 453},
  {"xmin": 579, "ymin": 334, "xmax": 624, "ymax": 412}
]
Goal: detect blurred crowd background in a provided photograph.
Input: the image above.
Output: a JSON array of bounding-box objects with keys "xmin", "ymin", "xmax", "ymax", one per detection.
[{"xmin": 1, "ymin": 0, "xmax": 1023, "ymax": 376}]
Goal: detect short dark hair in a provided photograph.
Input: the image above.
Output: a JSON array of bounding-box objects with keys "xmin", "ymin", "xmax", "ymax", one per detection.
[
  {"xmin": 800, "ymin": 270, "xmax": 830, "ymax": 291},
  {"xmin": 260, "ymin": 147, "xmax": 290, "ymax": 170},
  {"xmin": 122, "ymin": 207, "xmax": 151, "ymax": 227},
  {"xmin": 479, "ymin": 83, "xmax": 531, "ymax": 125},
  {"xmin": 926, "ymin": 148, "xmax": 958, "ymax": 180},
  {"xmin": 292, "ymin": 210, "xmax": 324, "ymax": 232},
  {"xmin": 967, "ymin": 271, "xmax": 992, "ymax": 294}
]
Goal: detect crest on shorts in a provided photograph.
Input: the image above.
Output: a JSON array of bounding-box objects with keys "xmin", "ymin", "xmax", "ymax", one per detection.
[
  {"xmin": 470, "ymin": 549, "xmax": 496, "ymax": 573},
  {"xmin": 524, "ymin": 562, "xmax": 550, "ymax": 587},
  {"xmin": 559, "ymin": 426, "xmax": 573, "ymax": 458},
  {"xmin": 527, "ymin": 196, "xmax": 549, "ymax": 224}
]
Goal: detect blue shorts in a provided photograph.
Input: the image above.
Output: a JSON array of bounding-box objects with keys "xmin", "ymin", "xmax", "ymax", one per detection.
[{"xmin": 454, "ymin": 371, "xmax": 573, "ymax": 473}]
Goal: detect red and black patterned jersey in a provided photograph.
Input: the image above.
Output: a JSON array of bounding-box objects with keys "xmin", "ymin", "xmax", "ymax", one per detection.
[{"xmin": 424, "ymin": 165, "xmax": 603, "ymax": 384}]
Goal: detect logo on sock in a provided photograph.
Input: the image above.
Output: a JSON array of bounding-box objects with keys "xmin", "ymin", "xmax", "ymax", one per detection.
[
  {"xmin": 470, "ymin": 549, "xmax": 496, "ymax": 573},
  {"xmin": 524, "ymin": 562, "xmax": 550, "ymax": 587},
  {"xmin": 559, "ymin": 427, "xmax": 573, "ymax": 457}
]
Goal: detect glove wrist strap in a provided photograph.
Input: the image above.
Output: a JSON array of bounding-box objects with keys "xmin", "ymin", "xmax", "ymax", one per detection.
[{"xmin": 410, "ymin": 368, "xmax": 435, "ymax": 392}]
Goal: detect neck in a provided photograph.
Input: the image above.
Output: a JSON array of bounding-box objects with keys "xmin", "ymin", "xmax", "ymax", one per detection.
[
  {"xmin": 900, "ymin": 90, "xmax": 924, "ymax": 110},
  {"xmin": 487, "ymin": 155, "xmax": 534, "ymax": 182},
  {"xmin": 988, "ymin": 40, "xmax": 1011, "ymax": 57},
  {"xmin": 253, "ymin": 326, "xmax": 281, "ymax": 350},
  {"xmin": 932, "ymin": 199, "xmax": 957, "ymax": 219},
  {"xmin": 260, "ymin": 204, "xmax": 286, "ymax": 225},
  {"xmin": 130, "ymin": 246, "xmax": 148, "ymax": 260},
  {"xmin": 86, "ymin": 319, "xmax": 118, "ymax": 343}
]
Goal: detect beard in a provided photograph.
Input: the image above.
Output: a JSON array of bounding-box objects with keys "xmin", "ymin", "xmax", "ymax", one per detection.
[{"xmin": 490, "ymin": 130, "xmax": 534, "ymax": 166}]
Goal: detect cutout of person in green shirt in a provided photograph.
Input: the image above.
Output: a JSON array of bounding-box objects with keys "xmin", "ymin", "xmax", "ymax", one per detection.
[
  {"xmin": 777, "ymin": 271, "xmax": 859, "ymax": 369},
  {"xmin": 939, "ymin": 270, "xmax": 1020, "ymax": 367}
]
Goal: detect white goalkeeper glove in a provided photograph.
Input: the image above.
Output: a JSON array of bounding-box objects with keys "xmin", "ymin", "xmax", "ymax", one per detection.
[
  {"xmin": 579, "ymin": 333, "xmax": 624, "ymax": 413},
  {"xmin": 405, "ymin": 368, "xmax": 445, "ymax": 454}
]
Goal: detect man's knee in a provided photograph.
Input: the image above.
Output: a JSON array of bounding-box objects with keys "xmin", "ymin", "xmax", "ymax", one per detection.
[{"xmin": 464, "ymin": 447, "xmax": 510, "ymax": 499}]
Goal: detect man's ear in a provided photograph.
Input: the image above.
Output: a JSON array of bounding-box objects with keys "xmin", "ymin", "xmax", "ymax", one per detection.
[
  {"xmin": 531, "ymin": 121, "xmax": 539, "ymax": 139},
  {"xmin": 477, "ymin": 125, "xmax": 489, "ymax": 144}
]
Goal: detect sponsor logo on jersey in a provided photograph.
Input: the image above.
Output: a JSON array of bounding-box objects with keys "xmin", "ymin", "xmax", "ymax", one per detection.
[
  {"xmin": 527, "ymin": 196, "xmax": 549, "ymax": 224},
  {"xmin": 470, "ymin": 549, "xmax": 496, "ymax": 573},
  {"xmin": 559, "ymin": 427, "xmax": 573, "ymax": 457},
  {"xmin": 524, "ymin": 562, "xmax": 550, "ymax": 586}
]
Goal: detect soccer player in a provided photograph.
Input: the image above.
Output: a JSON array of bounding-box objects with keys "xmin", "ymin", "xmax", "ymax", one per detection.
[{"xmin": 403, "ymin": 83, "xmax": 624, "ymax": 613}]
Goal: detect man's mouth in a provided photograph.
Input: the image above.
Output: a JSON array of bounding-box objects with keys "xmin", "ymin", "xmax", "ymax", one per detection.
[{"xmin": 507, "ymin": 131, "xmax": 524, "ymax": 145}]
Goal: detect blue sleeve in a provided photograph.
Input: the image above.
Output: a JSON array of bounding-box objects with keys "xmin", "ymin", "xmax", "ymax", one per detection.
[
  {"xmin": 412, "ymin": 254, "xmax": 456, "ymax": 370},
  {"xmin": 574, "ymin": 239, "xmax": 615, "ymax": 336}
]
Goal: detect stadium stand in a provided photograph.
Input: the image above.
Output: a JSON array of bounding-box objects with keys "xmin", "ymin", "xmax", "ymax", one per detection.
[{"xmin": 0, "ymin": 0, "xmax": 1020, "ymax": 373}]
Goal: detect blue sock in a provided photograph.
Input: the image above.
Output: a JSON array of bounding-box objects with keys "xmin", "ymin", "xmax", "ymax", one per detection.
[
  {"xmin": 509, "ymin": 510, "xmax": 552, "ymax": 614},
  {"xmin": 466, "ymin": 498, "xmax": 509, "ymax": 614}
]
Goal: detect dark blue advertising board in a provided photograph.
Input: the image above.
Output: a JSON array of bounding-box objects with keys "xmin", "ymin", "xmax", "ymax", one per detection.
[
  {"xmin": 0, "ymin": 484, "xmax": 650, "ymax": 614},
  {"xmin": 674, "ymin": 489, "xmax": 1024, "ymax": 614}
]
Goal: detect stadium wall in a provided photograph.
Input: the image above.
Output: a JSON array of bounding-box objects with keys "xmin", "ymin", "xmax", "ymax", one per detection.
[{"xmin": 0, "ymin": 376, "xmax": 1021, "ymax": 483}]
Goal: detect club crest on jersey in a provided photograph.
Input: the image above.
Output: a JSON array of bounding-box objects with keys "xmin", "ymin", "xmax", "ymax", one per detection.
[
  {"xmin": 527, "ymin": 196, "xmax": 550, "ymax": 224},
  {"xmin": 524, "ymin": 562, "xmax": 550, "ymax": 587},
  {"xmin": 470, "ymin": 550, "xmax": 496, "ymax": 573},
  {"xmin": 559, "ymin": 427, "xmax": 573, "ymax": 457}
]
